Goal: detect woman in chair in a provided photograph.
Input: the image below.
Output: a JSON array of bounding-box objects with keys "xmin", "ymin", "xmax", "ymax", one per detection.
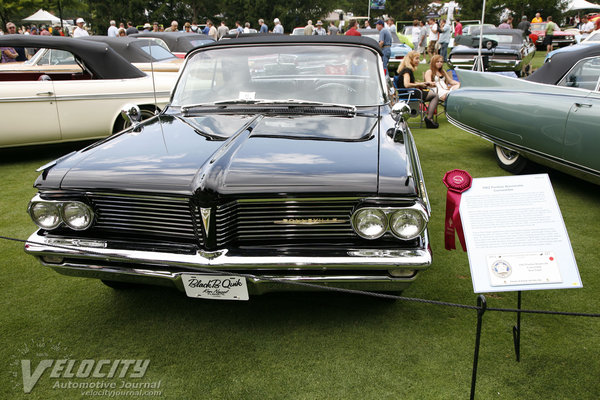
[
  {"xmin": 424, "ymin": 55, "xmax": 460, "ymax": 101},
  {"xmin": 396, "ymin": 51, "xmax": 439, "ymax": 129}
]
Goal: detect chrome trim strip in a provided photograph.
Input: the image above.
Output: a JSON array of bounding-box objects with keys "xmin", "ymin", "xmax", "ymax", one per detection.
[{"xmin": 25, "ymin": 230, "xmax": 432, "ymax": 270}]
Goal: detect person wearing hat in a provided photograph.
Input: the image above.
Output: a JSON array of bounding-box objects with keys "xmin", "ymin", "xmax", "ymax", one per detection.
[
  {"xmin": 376, "ymin": 19, "xmax": 392, "ymax": 72},
  {"xmin": 143, "ymin": 23, "xmax": 152, "ymax": 32},
  {"xmin": 73, "ymin": 18, "xmax": 89, "ymax": 37},
  {"xmin": 313, "ymin": 20, "xmax": 326, "ymax": 35}
]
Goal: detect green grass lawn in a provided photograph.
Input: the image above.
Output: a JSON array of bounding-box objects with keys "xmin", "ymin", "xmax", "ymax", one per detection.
[{"xmin": 2, "ymin": 65, "xmax": 599, "ymax": 398}]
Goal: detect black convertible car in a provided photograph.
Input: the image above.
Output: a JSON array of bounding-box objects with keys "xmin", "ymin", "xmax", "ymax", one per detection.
[
  {"xmin": 25, "ymin": 36, "xmax": 431, "ymax": 300},
  {"xmin": 448, "ymin": 28, "xmax": 536, "ymax": 76}
]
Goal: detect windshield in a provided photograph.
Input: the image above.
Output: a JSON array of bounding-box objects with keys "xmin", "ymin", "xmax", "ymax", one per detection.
[{"xmin": 171, "ymin": 45, "xmax": 384, "ymax": 106}]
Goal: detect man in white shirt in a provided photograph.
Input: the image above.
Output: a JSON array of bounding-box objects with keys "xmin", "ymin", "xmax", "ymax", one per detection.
[
  {"xmin": 580, "ymin": 16, "xmax": 595, "ymax": 40},
  {"xmin": 107, "ymin": 20, "xmax": 118, "ymax": 37},
  {"xmin": 73, "ymin": 18, "xmax": 89, "ymax": 38},
  {"xmin": 427, "ymin": 18, "xmax": 438, "ymax": 58},
  {"xmin": 386, "ymin": 18, "xmax": 396, "ymax": 34}
]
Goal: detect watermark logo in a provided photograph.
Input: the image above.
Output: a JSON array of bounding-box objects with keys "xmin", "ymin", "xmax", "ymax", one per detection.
[{"xmin": 10, "ymin": 338, "xmax": 162, "ymax": 397}]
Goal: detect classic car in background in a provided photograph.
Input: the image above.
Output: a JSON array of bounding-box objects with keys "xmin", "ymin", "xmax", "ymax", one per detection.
[
  {"xmin": 528, "ymin": 43, "xmax": 600, "ymax": 85},
  {"xmin": 0, "ymin": 36, "xmax": 177, "ymax": 148},
  {"xmin": 81, "ymin": 36, "xmax": 183, "ymax": 72},
  {"xmin": 530, "ymin": 22, "xmax": 576, "ymax": 49},
  {"xmin": 130, "ymin": 31, "xmax": 215, "ymax": 58},
  {"xmin": 25, "ymin": 36, "xmax": 432, "ymax": 299},
  {"xmin": 448, "ymin": 28, "xmax": 535, "ymax": 76},
  {"xmin": 446, "ymin": 70, "xmax": 600, "ymax": 185},
  {"xmin": 357, "ymin": 29, "xmax": 411, "ymax": 76},
  {"xmin": 9, "ymin": 36, "xmax": 183, "ymax": 73}
]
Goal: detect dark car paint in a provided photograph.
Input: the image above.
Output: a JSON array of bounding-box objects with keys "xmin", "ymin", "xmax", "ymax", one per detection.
[{"xmin": 36, "ymin": 106, "xmax": 416, "ymax": 201}]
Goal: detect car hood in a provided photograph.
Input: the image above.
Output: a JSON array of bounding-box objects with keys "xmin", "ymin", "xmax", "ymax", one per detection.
[{"xmin": 38, "ymin": 112, "xmax": 384, "ymax": 197}]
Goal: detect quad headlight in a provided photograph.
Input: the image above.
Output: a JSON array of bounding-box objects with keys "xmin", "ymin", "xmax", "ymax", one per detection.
[
  {"xmin": 352, "ymin": 205, "xmax": 428, "ymax": 240},
  {"xmin": 28, "ymin": 196, "xmax": 94, "ymax": 231},
  {"xmin": 62, "ymin": 202, "xmax": 94, "ymax": 230},
  {"xmin": 390, "ymin": 209, "xmax": 427, "ymax": 240},
  {"xmin": 352, "ymin": 208, "xmax": 388, "ymax": 239},
  {"xmin": 29, "ymin": 202, "xmax": 61, "ymax": 230}
]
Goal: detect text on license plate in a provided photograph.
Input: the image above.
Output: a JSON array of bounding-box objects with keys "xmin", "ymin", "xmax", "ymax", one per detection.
[{"xmin": 181, "ymin": 274, "xmax": 249, "ymax": 301}]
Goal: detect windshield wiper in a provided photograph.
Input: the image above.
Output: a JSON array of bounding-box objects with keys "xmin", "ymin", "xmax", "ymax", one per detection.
[{"xmin": 183, "ymin": 99, "xmax": 356, "ymax": 114}]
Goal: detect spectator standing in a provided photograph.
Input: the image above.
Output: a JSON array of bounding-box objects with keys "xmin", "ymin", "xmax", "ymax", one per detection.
[
  {"xmin": 73, "ymin": 18, "xmax": 89, "ymax": 37},
  {"xmin": 108, "ymin": 20, "xmax": 118, "ymax": 37},
  {"xmin": 328, "ymin": 21, "xmax": 339, "ymax": 35},
  {"xmin": 454, "ymin": 18, "xmax": 462, "ymax": 36},
  {"xmin": 126, "ymin": 21, "xmax": 138, "ymax": 35},
  {"xmin": 427, "ymin": 18, "xmax": 438, "ymax": 58},
  {"xmin": 165, "ymin": 21, "xmax": 179, "ymax": 32},
  {"xmin": 544, "ymin": 16, "xmax": 557, "ymax": 53},
  {"xmin": 313, "ymin": 20, "xmax": 326, "ymax": 35},
  {"xmin": 364, "ymin": 20, "xmax": 373, "ymax": 29},
  {"xmin": 152, "ymin": 22, "xmax": 160, "ymax": 32},
  {"xmin": 498, "ymin": 18, "xmax": 511, "ymax": 29},
  {"xmin": 258, "ymin": 19, "xmax": 268, "ymax": 33},
  {"xmin": 417, "ymin": 21, "xmax": 427, "ymax": 63},
  {"xmin": 395, "ymin": 51, "xmax": 439, "ymax": 128},
  {"xmin": 243, "ymin": 22, "xmax": 251, "ymax": 33},
  {"xmin": 273, "ymin": 18, "xmax": 284, "ymax": 34},
  {"xmin": 376, "ymin": 20, "xmax": 392, "ymax": 72},
  {"xmin": 517, "ymin": 16, "xmax": 531, "ymax": 36},
  {"xmin": 532, "ymin": 13, "xmax": 542, "ymax": 23},
  {"xmin": 580, "ymin": 16, "xmax": 594, "ymax": 40},
  {"xmin": 183, "ymin": 22, "xmax": 192, "ymax": 33},
  {"xmin": 235, "ymin": 21, "xmax": 244, "ymax": 34},
  {"xmin": 345, "ymin": 19, "xmax": 361, "ymax": 36},
  {"xmin": 207, "ymin": 21, "xmax": 218, "ymax": 39},
  {"xmin": 117, "ymin": 28, "xmax": 127, "ymax": 37},
  {"xmin": 438, "ymin": 19, "xmax": 451, "ymax": 62},
  {"xmin": 217, "ymin": 21, "xmax": 229, "ymax": 39},
  {"xmin": 411, "ymin": 20, "xmax": 421, "ymax": 50},
  {"xmin": 304, "ymin": 20, "xmax": 314, "ymax": 35},
  {"xmin": 142, "ymin": 23, "xmax": 151, "ymax": 32},
  {"xmin": 386, "ymin": 18, "xmax": 396, "ymax": 34},
  {"xmin": 40, "ymin": 25, "xmax": 51, "ymax": 36}
]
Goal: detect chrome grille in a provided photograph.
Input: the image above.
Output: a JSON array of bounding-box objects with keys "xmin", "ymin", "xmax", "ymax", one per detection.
[
  {"xmin": 215, "ymin": 199, "xmax": 359, "ymax": 246},
  {"xmin": 88, "ymin": 193, "xmax": 199, "ymax": 242}
]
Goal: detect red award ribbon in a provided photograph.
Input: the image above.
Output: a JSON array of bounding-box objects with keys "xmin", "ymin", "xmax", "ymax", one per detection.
[{"xmin": 443, "ymin": 169, "xmax": 472, "ymax": 251}]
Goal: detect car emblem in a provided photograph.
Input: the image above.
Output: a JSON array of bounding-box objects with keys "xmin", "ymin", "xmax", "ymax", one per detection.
[
  {"xmin": 274, "ymin": 218, "xmax": 347, "ymax": 225},
  {"xmin": 200, "ymin": 208, "xmax": 211, "ymax": 234}
]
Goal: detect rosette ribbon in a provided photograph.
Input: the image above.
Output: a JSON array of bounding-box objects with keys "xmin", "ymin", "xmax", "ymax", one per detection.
[{"xmin": 443, "ymin": 169, "xmax": 472, "ymax": 251}]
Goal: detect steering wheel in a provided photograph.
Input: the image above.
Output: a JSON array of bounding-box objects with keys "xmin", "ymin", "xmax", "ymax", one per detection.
[{"xmin": 315, "ymin": 82, "xmax": 358, "ymax": 94}]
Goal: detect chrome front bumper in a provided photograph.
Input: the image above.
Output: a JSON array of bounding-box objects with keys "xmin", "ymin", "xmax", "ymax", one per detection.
[{"xmin": 25, "ymin": 231, "xmax": 432, "ymax": 294}]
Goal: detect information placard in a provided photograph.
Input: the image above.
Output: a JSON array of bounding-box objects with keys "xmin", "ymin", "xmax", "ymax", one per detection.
[{"xmin": 460, "ymin": 174, "xmax": 582, "ymax": 293}]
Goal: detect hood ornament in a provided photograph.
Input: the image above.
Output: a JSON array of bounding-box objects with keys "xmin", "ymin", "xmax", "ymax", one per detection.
[{"xmin": 200, "ymin": 208, "xmax": 211, "ymax": 235}]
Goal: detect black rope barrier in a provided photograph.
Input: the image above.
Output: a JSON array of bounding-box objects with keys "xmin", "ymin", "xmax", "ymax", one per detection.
[{"xmin": 2, "ymin": 235, "xmax": 599, "ymax": 318}]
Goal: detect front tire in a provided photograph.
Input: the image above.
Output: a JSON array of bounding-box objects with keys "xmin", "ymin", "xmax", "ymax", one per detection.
[{"xmin": 494, "ymin": 144, "xmax": 528, "ymax": 174}]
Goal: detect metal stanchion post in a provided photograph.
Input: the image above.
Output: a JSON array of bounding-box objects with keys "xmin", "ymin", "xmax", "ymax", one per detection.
[
  {"xmin": 513, "ymin": 291, "xmax": 522, "ymax": 362},
  {"xmin": 470, "ymin": 294, "xmax": 487, "ymax": 400}
]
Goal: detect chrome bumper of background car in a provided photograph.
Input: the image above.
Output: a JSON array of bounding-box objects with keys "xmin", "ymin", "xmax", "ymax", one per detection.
[{"xmin": 25, "ymin": 231, "xmax": 432, "ymax": 294}]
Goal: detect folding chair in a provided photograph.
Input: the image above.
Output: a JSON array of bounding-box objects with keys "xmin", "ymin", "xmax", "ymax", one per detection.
[{"xmin": 393, "ymin": 75, "xmax": 424, "ymax": 128}]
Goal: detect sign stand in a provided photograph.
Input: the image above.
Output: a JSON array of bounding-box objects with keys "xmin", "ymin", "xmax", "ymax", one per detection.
[
  {"xmin": 470, "ymin": 295, "xmax": 487, "ymax": 400},
  {"xmin": 513, "ymin": 291, "xmax": 522, "ymax": 362}
]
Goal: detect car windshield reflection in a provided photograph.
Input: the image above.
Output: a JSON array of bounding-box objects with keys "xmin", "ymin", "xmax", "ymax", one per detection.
[{"xmin": 172, "ymin": 45, "xmax": 384, "ymax": 107}]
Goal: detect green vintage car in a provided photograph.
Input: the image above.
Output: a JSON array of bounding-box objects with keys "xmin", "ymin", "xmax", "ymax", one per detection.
[{"xmin": 446, "ymin": 69, "xmax": 600, "ymax": 185}]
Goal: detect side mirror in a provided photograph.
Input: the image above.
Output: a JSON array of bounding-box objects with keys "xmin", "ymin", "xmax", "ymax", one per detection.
[
  {"xmin": 391, "ymin": 102, "xmax": 412, "ymax": 122},
  {"xmin": 120, "ymin": 104, "xmax": 142, "ymax": 127}
]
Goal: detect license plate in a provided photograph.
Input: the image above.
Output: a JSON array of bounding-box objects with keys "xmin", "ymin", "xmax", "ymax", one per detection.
[{"xmin": 181, "ymin": 274, "xmax": 249, "ymax": 300}]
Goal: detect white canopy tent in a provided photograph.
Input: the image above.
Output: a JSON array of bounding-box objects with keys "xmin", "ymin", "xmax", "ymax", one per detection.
[
  {"xmin": 565, "ymin": 0, "xmax": 600, "ymax": 12},
  {"xmin": 22, "ymin": 9, "xmax": 68, "ymax": 25}
]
